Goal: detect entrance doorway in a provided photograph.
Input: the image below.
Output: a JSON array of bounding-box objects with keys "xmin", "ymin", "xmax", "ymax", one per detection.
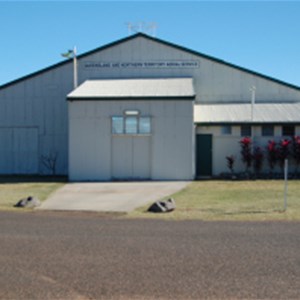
[
  {"xmin": 196, "ymin": 134, "xmax": 212, "ymax": 177},
  {"xmin": 112, "ymin": 136, "xmax": 151, "ymax": 180}
]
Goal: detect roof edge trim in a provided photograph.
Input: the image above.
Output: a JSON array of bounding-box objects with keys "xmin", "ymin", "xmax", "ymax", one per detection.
[
  {"xmin": 0, "ymin": 33, "xmax": 145, "ymax": 90},
  {"xmin": 67, "ymin": 95, "xmax": 196, "ymax": 101},
  {"xmin": 195, "ymin": 121, "xmax": 300, "ymax": 125}
]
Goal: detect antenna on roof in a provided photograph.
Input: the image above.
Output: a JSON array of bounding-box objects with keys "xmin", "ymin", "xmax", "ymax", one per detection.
[{"xmin": 125, "ymin": 22, "xmax": 157, "ymax": 37}]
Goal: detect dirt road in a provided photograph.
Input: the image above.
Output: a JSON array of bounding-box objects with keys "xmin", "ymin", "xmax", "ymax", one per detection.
[{"xmin": 0, "ymin": 211, "xmax": 299, "ymax": 299}]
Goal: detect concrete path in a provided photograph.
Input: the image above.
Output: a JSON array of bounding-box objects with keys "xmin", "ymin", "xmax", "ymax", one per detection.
[{"xmin": 38, "ymin": 181, "xmax": 190, "ymax": 212}]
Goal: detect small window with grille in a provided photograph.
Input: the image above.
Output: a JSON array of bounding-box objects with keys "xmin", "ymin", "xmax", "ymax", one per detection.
[
  {"xmin": 241, "ymin": 125, "xmax": 251, "ymax": 137},
  {"xmin": 221, "ymin": 125, "xmax": 232, "ymax": 135},
  {"xmin": 282, "ymin": 125, "xmax": 295, "ymax": 137},
  {"xmin": 262, "ymin": 125, "xmax": 274, "ymax": 136}
]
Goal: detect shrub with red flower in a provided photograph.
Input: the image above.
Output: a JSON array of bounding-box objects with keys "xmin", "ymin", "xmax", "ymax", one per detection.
[
  {"xmin": 239, "ymin": 137, "xmax": 252, "ymax": 172},
  {"xmin": 226, "ymin": 155, "xmax": 235, "ymax": 175},
  {"xmin": 278, "ymin": 138, "xmax": 291, "ymax": 170},
  {"xmin": 292, "ymin": 135, "xmax": 300, "ymax": 174},
  {"xmin": 240, "ymin": 137, "xmax": 251, "ymax": 146},
  {"xmin": 253, "ymin": 146, "xmax": 264, "ymax": 175},
  {"xmin": 266, "ymin": 140, "xmax": 278, "ymax": 172}
]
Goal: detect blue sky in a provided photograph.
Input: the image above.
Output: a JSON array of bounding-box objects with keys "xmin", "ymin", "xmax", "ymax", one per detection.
[{"xmin": 0, "ymin": 1, "xmax": 300, "ymax": 86}]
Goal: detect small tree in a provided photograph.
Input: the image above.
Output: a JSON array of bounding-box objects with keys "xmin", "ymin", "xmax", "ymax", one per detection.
[
  {"xmin": 253, "ymin": 146, "xmax": 264, "ymax": 176},
  {"xmin": 240, "ymin": 137, "xmax": 252, "ymax": 173},
  {"xmin": 292, "ymin": 135, "xmax": 300, "ymax": 175},
  {"xmin": 226, "ymin": 155, "xmax": 236, "ymax": 177},
  {"xmin": 267, "ymin": 140, "xmax": 278, "ymax": 174},
  {"xmin": 41, "ymin": 152, "xmax": 58, "ymax": 175}
]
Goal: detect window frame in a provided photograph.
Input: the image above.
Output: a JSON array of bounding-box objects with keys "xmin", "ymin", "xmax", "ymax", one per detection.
[
  {"xmin": 139, "ymin": 116, "xmax": 151, "ymax": 134},
  {"xmin": 240, "ymin": 124, "xmax": 252, "ymax": 137},
  {"xmin": 221, "ymin": 125, "xmax": 232, "ymax": 135},
  {"xmin": 111, "ymin": 116, "xmax": 124, "ymax": 134},
  {"xmin": 111, "ymin": 110, "xmax": 151, "ymax": 135},
  {"xmin": 262, "ymin": 125, "xmax": 274, "ymax": 137},
  {"xmin": 125, "ymin": 115, "xmax": 138, "ymax": 134},
  {"xmin": 282, "ymin": 125, "xmax": 295, "ymax": 137}
]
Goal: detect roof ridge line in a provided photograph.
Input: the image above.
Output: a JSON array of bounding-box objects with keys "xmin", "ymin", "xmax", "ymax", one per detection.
[{"xmin": 1, "ymin": 32, "xmax": 300, "ymax": 92}]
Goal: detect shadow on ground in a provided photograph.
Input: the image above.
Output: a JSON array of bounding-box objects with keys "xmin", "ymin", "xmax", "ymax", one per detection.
[{"xmin": 0, "ymin": 176, "xmax": 67, "ymax": 183}]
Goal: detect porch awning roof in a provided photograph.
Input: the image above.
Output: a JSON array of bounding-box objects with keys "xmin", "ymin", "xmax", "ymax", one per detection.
[
  {"xmin": 67, "ymin": 78, "xmax": 195, "ymax": 100},
  {"xmin": 194, "ymin": 102, "xmax": 300, "ymax": 124}
]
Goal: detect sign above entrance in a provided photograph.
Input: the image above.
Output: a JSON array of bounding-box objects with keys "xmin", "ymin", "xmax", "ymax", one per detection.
[{"xmin": 83, "ymin": 60, "xmax": 200, "ymax": 70}]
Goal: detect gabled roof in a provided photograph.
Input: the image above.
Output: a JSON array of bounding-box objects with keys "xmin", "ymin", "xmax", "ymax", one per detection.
[
  {"xmin": 67, "ymin": 78, "xmax": 195, "ymax": 100},
  {"xmin": 1, "ymin": 32, "xmax": 300, "ymax": 91},
  {"xmin": 194, "ymin": 102, "xmax": 300, "ymax": 124}
]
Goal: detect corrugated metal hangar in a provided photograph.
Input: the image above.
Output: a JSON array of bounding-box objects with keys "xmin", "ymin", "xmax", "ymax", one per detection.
[{"xmin": 1, "ymin": 33, "xmax": 300, "ymax": 180}]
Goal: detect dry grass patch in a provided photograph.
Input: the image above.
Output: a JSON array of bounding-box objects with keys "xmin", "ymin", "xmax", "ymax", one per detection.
[
  {"xmin": 0, "ymin": 176, "xmax": 66, "ymax": 211},
  {"xmin": 129, "ymin": 180, "xmax": 300, "ymax": 221}
]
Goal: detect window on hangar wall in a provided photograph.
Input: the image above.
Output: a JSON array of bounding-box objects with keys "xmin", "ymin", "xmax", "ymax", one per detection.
[
  {"xmin": 282, "ymin": 125, "xmax": 295, "ymax": 137},
  {"xmin": 221, "ymin": 125, "xmax": 232, "ymax": 135},
  {"xmin": 262, "ymin": 125, "xmax": 274, "ymax": 136},
  {"xmin": 112, "ymin": 110, "xmax": 151, "ymax": 135},
  {"xmin": 240, "ymin": 124, "xmax": 251, "ymax": 137}
]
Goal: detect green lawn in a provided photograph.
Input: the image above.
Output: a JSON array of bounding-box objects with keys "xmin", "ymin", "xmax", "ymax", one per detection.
[
  {"xmin": 0, "ymin": 176, "xmax": 66, "ymax": 211},
  {"xmin": 129, "ymin": 180, "xmax": 300, "ymax": 221},
  {"xmin": 1, "ymin": 177, "xmax": 300, "ymax": 221}
]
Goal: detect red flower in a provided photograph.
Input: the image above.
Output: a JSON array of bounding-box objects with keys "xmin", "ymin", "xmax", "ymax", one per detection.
[
  {"xmin": 268, "ymin": 140, "xmax": 276, "ymax": 151},
  {"xmin": 240, "ymin": 137, "xmax": 251, "ymax": 145},
  {"xmin": 294, "ymin": 136, "xmax": 300, "ymax": 144},
  {"xmin": 281, "ymin": 139, "xmax": 291, "ymax": 147}
]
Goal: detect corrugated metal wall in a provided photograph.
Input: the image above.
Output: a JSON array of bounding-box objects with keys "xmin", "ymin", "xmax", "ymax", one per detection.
[
  {"xmin": 79, "ymin": 36, "xmax": 300, "ymax": 103},
  {"xmin": 0, "ymin": 127, "xmax": 38, "ymax": 174},
  {"xmin": 69, "ymin": 100, "xmax": 194, "ymax": 181},
  {"xmin": 0, "ymin": 64, "xmax": 72, "ymax": 174},
  {"xmin": 1, "ymin": 35, "xmax": 300, "ymax": 175}
]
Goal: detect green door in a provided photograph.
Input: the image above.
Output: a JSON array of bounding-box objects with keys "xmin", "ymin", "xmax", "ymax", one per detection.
[{"xmin": 196, "ymin": 134, "xmax": 212, "ymax": 177}]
